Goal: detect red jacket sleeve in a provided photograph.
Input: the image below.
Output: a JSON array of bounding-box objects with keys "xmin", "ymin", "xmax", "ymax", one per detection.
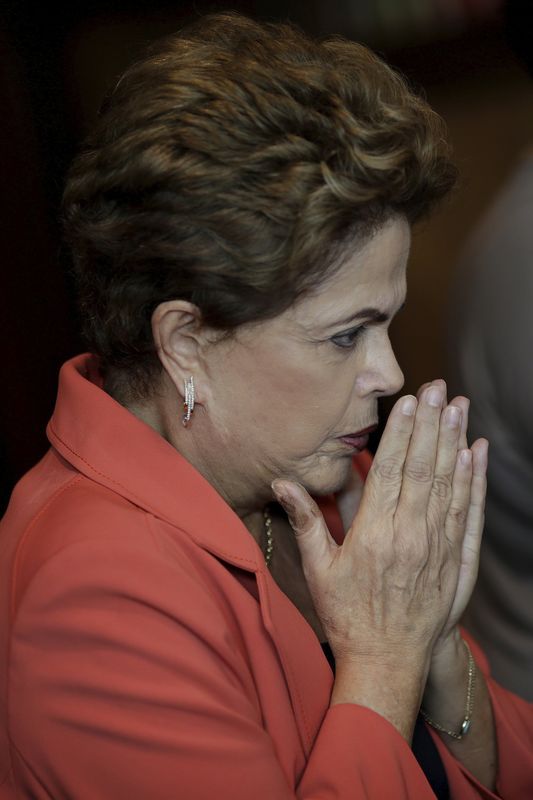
[{"xmin": 488, "ymin": 676, "xmax": 533, "ymax": 799}]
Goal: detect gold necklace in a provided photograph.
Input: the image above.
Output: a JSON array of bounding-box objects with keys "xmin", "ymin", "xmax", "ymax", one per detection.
[{"xmin": 263, "ymin": 507, "xmax": 274, "ymax": 568}]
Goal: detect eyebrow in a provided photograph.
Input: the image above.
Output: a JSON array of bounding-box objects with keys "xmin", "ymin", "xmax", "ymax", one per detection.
[{"xmin": 325, "ymin": 300, "xmax": 406, "ymax": 330}]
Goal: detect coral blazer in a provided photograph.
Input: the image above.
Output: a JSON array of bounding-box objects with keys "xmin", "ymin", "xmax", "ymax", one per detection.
[{"xmin": 1, "ymin": 354, "xmax": 532, "ymax": 799}]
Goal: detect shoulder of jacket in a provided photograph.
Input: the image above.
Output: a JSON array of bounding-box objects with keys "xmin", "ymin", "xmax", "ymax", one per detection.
[{"xmin": 10, "ymin": 475, "xmax": 206, "ymax": 612}]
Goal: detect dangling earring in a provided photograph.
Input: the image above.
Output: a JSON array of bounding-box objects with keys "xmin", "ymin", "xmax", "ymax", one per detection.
[{"xmin": 182, "ymin": 376, "xmax": 195, "ymax": 427}]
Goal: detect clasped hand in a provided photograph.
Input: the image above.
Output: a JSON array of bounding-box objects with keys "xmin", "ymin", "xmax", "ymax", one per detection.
[{"xmin": 273, "ymin": 379, "xmax": 488, "ymax": 673}]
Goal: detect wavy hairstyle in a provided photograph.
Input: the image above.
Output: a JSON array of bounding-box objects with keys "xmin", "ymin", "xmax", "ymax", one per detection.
[{"xmin": 63, "ymin": 11, "xmax": 457, "ymax": 399}]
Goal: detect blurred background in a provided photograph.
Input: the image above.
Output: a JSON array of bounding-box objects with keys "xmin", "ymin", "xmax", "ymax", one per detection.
[{"xmin": 1, "ymin": 0, "xmax": 533, "ymax": 512}]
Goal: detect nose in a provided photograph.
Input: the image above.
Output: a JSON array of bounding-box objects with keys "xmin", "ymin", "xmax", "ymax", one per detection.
[
  {"xmin": 382, "ymin": 350, "xmax": 405, "ymax": 397},
  {"xmin": 356, "ymin": 332, "xmax": 405, "ymax": 398}
]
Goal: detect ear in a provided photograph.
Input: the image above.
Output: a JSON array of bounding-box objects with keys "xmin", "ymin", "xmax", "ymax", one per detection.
[{"xmin": 152, "ymin": 300, "xmax": 211, "ymax": 404}]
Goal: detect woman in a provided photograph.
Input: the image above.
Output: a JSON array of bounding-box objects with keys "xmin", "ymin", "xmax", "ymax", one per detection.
[{"xmin": 1, "ymin": 12, "xmax": 532, "ymax": 799}]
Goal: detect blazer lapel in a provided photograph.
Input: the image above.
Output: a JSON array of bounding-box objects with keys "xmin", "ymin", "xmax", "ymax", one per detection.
[{"xmin": 256, "ymin": 567, "xmax": 334, "ymax": 755}]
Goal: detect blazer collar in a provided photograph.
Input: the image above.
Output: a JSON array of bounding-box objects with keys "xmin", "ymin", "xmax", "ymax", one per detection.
[{"xmin": 47, "ymin": 354, "xmax": 261, "ymax": 571}]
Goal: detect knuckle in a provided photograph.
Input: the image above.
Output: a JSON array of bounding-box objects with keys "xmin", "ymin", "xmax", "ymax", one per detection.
[
  {"xmin": 431, "ymin": 475, "xmax": 452, "ymax": 500},
  {"xmin": 405, "ymin": 458, "xmax": 433, "ymax": 483},
  {"xmin": 372, "ymin": 456, "xmax": 404, "ymax": 483},
  {"xmin": 393, "ymin": 515, "xmax": 429, "ymax": 565},
  {"xmin": 396, "ymin": 540, "xmax": 423, "ymax": 567},
  {"xmin": 395, "ymin": 539, "xmax": 429, "ymax": 572},
  {"xmin": 447, "ymin": 504, "xmax": 468, "ymax": 528}
]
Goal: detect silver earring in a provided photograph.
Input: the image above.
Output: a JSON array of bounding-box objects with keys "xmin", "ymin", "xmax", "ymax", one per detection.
[{"xmin": 182, "ymin": 376, "xmax": 195, "ymax": 427}]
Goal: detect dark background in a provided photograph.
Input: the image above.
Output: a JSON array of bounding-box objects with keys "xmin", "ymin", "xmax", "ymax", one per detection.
[{"xmin": 2, "ymin": 0, "xmax": 532, "ymax": 512}]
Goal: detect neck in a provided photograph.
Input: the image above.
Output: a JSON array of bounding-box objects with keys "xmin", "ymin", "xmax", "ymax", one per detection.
[
  {"xmin": 239, "ymin": 508, "xmax": 267, "ymax": 546},
  {"xmin": 120, "ymin": 392, "xmax": 270, "ymax": 546}
]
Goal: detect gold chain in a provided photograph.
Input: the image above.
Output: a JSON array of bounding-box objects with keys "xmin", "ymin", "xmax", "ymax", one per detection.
[{"xmin": 420, "ymin": 639, "xmax": 476, "ymax": 739}]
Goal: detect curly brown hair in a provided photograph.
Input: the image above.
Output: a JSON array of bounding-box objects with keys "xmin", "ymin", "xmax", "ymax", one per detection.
[{"xmin": 62, "ymin": 11, "xmax": 457, "ymax": 400}]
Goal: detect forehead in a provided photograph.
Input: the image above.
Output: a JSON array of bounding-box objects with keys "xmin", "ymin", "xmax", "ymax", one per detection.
[{"xmin": 292, "ymin": 217, "xmax": 410, "ymax": 326}]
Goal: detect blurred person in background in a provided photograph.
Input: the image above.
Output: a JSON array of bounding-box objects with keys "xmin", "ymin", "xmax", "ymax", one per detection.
[
  {"xmin": 447, "ymin": 0, "xmax": 533, "ymax": 701},
  {"xmin": 1, "ymin": 11, "xmax": 533, "ymax": 800}
]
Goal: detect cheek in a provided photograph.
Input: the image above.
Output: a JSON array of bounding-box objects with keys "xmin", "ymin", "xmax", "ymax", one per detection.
[
  {"xmin": 247, "ymin": 357, "xmax": 354, "ymax": 445},
  {"xmin": 211, "ymin": 341, "xmax": 356, "ymax": 450}
]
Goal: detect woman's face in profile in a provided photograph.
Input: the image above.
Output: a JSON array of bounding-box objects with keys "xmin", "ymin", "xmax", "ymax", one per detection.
[{"xmin": 197, "ymin": 216, "xmax": 409, "ymax": 502}]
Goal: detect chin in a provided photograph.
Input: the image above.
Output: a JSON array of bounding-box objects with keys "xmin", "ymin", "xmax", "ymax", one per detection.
[{"xmin": 299, "ymin": 454, "xmax": 353, "ymax": 497}]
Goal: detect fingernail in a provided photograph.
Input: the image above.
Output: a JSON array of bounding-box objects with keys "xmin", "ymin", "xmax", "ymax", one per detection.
[
  {"xmin": 445, "ymin": 406, "xmax": 461, "ymax": 428},
  {"xmin": 271, "ymin": 481, "xmax": 293, "ymax": 511},
  {"xmin": 401, "ymin": 396, "xmax": 417, "ymax": 415},
  {"xmin": 426, "ymin": 387, "xmax": 443, "ymax": 407}
]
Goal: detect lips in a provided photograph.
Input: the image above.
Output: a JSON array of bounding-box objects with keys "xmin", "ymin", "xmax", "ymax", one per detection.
[
  {"xmin": 338, "ymin": 424, "xmax": 378, "ymax": 450},
  {"xmin": 343, "ymin": 424, "xmax": 378, "ymax": 438}
]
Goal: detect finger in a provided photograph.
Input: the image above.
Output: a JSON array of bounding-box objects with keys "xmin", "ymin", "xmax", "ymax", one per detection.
[
  {"xmin": 363, "ymin": 394, "xmax": 418, "ymax": 510},
  {"xmin": 416, "ymin": 378, "xmax": 446, "ymax": 403},
  {"xmin": 428, "ymin": 403, "xmax": 463, "ymax": 521},
  {"xmin": 449, "ymin": 395, "xmax": 470, "ymax": 450},
  {"xmin": 397, "ymin": 384, "xmax": 446, "ymax": 515},
  {"xmin": 416, "ymin": 382, "xmax": 433, "ymax": 402},
  {"xmin": 433, "ymin": 378, "xmax": 448, "ymax": 405},
  {"xmin": 444, "ymin": 448, "xmax": 473, "ymax": 551},
  {"xmin": 461, "ymin": 438, "xmax": 488, "ymax": 559},
  {"xmin": 271, "ymin": 480, "xmax": 337, "ymax": 572}
]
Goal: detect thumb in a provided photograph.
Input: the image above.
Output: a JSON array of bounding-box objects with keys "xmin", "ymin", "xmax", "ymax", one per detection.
[{"xmin": 271, "ymin": 479, "xmax": 336, "ymax": 571}]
